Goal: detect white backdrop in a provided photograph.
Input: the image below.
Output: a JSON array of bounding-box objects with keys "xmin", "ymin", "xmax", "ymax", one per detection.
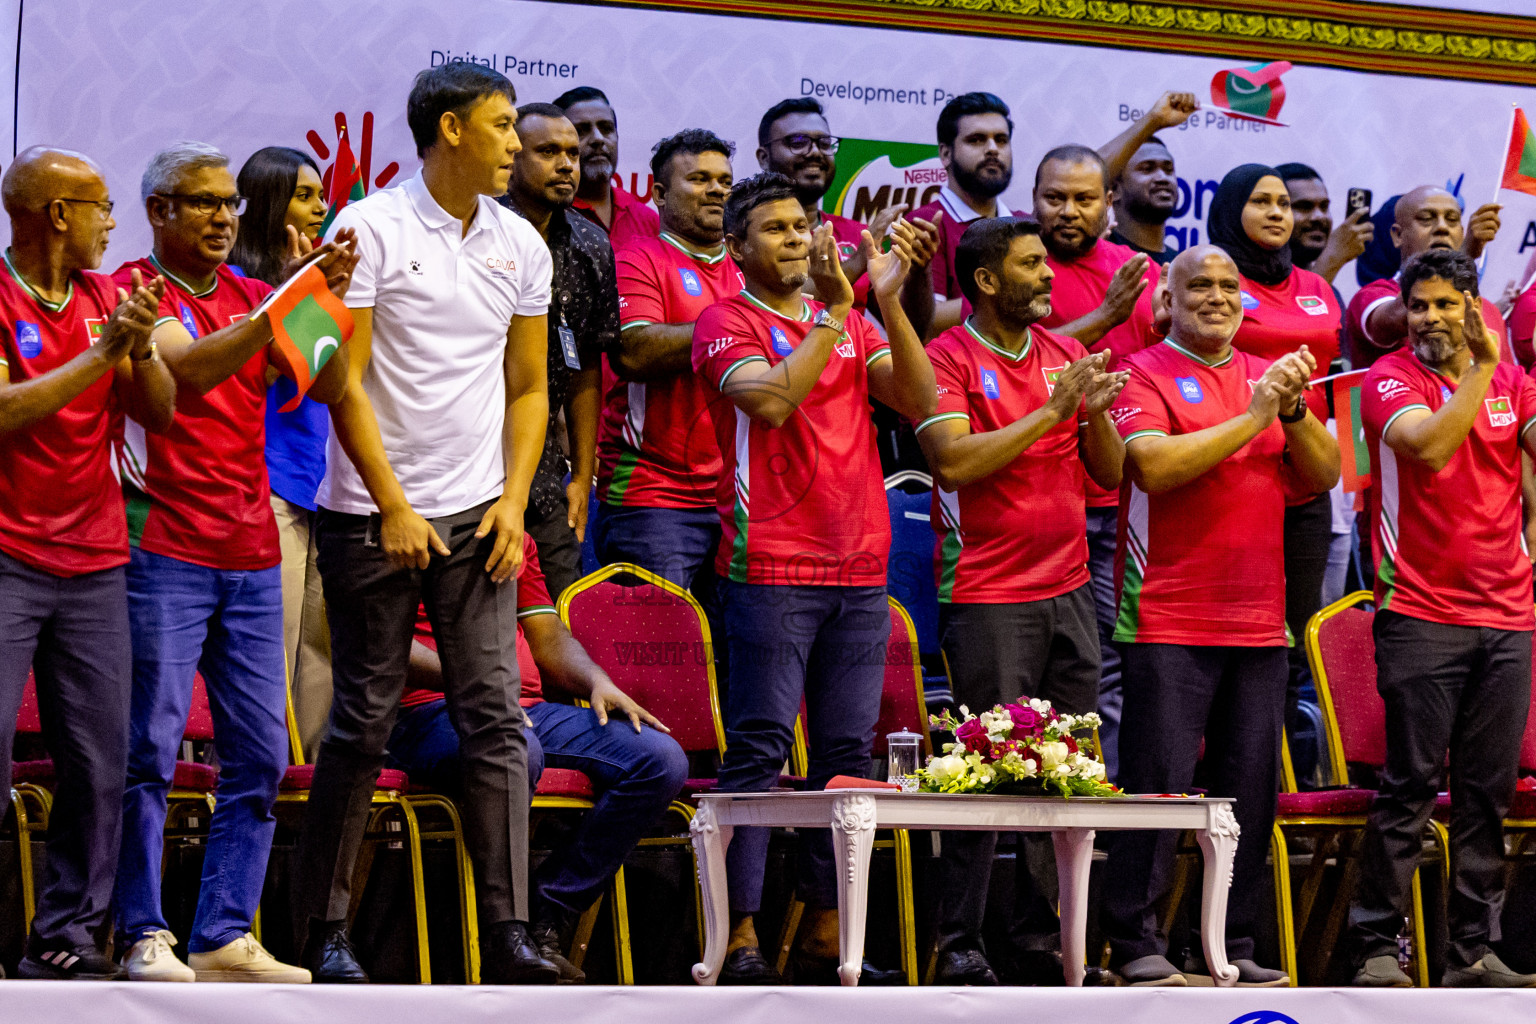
[{"xmin": 5, "ymin": 0, "xmax": 1536, "ymax": 301}]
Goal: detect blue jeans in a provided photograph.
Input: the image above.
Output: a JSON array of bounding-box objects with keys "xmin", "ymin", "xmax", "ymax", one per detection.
[
  {"xmin": 1085, "ymin": 506, "xmax": 1123, "ymax": 783},
  {"xmin": 115, "ymin": 548, "xmax": 288, "ymax": 953},
  {"xmin": 715, "ymin": 579, "xmax": 888, "ymax": 912},
  {"xmin": 386, "ymin": 699, "xmax": 687, "ymax": 917},
  {"xmin": 591, "ymin": 503, "xmax": 719, "ymax": 590}
]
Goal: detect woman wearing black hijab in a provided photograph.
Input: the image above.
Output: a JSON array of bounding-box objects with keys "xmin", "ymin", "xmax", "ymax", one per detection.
[{"xmin": 1207, "ymin": 163, "xmax": 1345, "ymax": 780}]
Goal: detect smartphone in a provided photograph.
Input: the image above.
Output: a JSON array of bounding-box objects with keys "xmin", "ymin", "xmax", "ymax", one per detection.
[{"xmin": 1346, "ymin": 188, "xmax": 1372, "ymax": 220}]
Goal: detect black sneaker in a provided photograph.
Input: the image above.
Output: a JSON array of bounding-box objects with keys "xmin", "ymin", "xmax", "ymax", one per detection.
[
  {"xmin": 18, "ymin": 945, "xmax": 127, "ymax": 980},
  {"xmin": 935, "ymin": 948, "xmax": 998, "ymax": 986}
]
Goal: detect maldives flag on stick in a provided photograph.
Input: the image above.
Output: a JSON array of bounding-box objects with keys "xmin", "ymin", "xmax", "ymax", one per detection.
[
  {"xmin": 1317, "ymin": 369, "xmax": 1371, "ymax": 501},
  {"xmin": 319, "ymin": 126, "xmax": 364, "ymax": 238},
  {"xmin": 1500, "ymin": 107, "xmax": 1536, "ymax": 199},
  {"xmin": 252, "ymin": 262, "xmax": 354, "ymax": 412}
]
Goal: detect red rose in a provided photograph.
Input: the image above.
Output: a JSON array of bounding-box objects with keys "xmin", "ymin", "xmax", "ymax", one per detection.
[
  {"xmin": 955, "ymin": 717, "xmax": 992, "ymax": 758},
  {"xmin": 1005, "ymin": 703, "xmax": 1043, "ymax": 736},
  {"xmin": 1063, "ymin": 735, "xmax": 1078, "ymax": 755}
]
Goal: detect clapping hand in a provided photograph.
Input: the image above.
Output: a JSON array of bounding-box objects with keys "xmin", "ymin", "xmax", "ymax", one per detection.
[
  {"xmin": 809, "ymin": 222, "xmax": 854, "ymax": 310},
  {"xmin": 101, "ymin": 268, "xmax": 166, "ymax": 362}
]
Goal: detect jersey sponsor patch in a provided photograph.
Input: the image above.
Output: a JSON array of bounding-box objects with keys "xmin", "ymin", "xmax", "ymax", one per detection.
[
  {"xmin": 1441, "ymin": 385, "xmax": 1453, "ymax": 401},
  {"xmin": 15, "ymin": 321, "xmax": 42, "ymax": 358},
  {"xmin": 1108, "ymin": 405, "xmax": 1140, "ymax": 427},
  {"xmin": 834, "ymin": 339, "xmax": 857, "ymax": 358},
  {"xmin": 677, "ymin": 268, "xmax": 703, "ymax": 297},
  {"xmin": 1296, "ymin": 295, "xmax": 1329, "ymax": 316},
  {"xmin": 981, "ymin": 367, "xmax": 1000, "ymax": 399},
  {"xmin": 1177, "ymin": 376, "xmax": 1204, "ymax": 403},
  {"xmin": 1042, "ymin": 364, "xmax": 1065, "ymax": 396},
  {"xmin": 1486, "ymin": 396, "xmax": 1516, "ymax": 428},
  {"xmin": 178, "ymin": 303, "xmax": 199, "ymax": 338},
  {"xmin": 1240, "ymin": 291, "xmax": 1260, "ymax": 311},
  {"xmin": 770, "ymin": 325, "xmax": 793, "ymax": 356},
  {"xmin": 1376, "ymin": 377, "xmax": 1410, "ymax": 401}
]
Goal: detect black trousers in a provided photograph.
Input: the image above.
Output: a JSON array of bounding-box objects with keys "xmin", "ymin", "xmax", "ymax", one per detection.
[
  {"xmin": 1349, "ymin": 611, "xmax": 1531, "ymax": 968},
  {"xmin": 1103, "ymin": 642, "xmax": 1288, "ymax": 965},
  {"xmin": 294, "ymin": 500, "xmax": 529, "ymax": 933},
  {"xmin": 934, "ymin": 584, "xmax": 1101, "ymax": 958},
  {"xmin": 0, "ymin": 552, "xmax": 131, "ymax": 950},
  {"xmin": 524, "ymin": 501, "xmax": 581, "ymax": 605},
  {"xmin": 1283, "ymin": 494, "xmax": 1332, "ymax": 735}
]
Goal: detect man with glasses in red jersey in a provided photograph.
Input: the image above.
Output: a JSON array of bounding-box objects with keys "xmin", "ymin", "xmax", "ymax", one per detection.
[{"xmin": 110, "ymin": 141, "xmax": 356, "ymax": 984}]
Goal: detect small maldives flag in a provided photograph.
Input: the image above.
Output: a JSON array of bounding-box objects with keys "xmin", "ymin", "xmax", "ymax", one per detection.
[
  {"xmin": 1501, "ymin": 108, "xmax": 1536, "ymax": 199},
  {"xmin": 1324, "ymin": 369, "xmax": 1371, "ymax": 502},
  {"xmin": 257, "ymin": 263, "xmax": 354, "ymax": 412},
  {"xmin": 319, "ymin": 126, "xmax": 365, "ymax": 238}
]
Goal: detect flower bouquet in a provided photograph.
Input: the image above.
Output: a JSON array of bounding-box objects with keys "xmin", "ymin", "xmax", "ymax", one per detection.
[{"xmin": 913, "ymin": 698, "xmax": 1122, "ymax": 798}]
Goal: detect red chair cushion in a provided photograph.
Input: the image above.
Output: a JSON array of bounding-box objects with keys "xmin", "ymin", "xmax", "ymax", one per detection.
[
  {"xmin": 280, "ymin": 765, "xmax": 409, "ymax": 792},
  {"xmin": 534, "ymin": 768, "xmax": 595, "ymax": 799},
  {"xmin": 1277, "ymin": 788, "xmax": 1377, "ymax": 816},
  {"xmin": 1510, "ymin": 787, "xmax": 1536, "ymax": 819},
  {"xmin": 679, "ymin": 777, "xmax": 718, "ymax": 799},
  {"xmin": 13, "ymin": 759, "xmax": 217, "ymax": 793}
]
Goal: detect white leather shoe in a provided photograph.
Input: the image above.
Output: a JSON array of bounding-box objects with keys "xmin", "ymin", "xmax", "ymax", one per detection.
[
  {"xmin": 188, "ymin": 933, "xmax": 311, "ymax": 983},
  {"xmin": 122, "ymin": 930, "xmax": 195, "ymax": 982}
]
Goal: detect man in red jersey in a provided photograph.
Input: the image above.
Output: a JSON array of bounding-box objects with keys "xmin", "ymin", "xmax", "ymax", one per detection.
[
  {"xmin": 1346, "ymin": 185, "xmax": 1509, "ymax": 367},
  {"xmin": 1103, "ymin": 245, "xmax": 1337, "ymax": 988},
  {"xmin": 553, "ymin": 86, "xmax": 659, "ymax": 253},
  {"xmin": 1348, "ymin": 249, "xmax": 1536, "ymax": 990},
  {"xmin": 1031, "ymin": 144, "xmax": 1161, "ymax": 783},
  {"xmin": 592, "ymin": 129, "xmax": 740, "ymax": 590},
  {"xmin": 0, "ymin": 147, "xmax": 170, "ymax": 981},
  {"xmin": 692, "ymin": 173, "xmax": 934, "ymax": 985},
  {"xmin": 110, "ymin": 141, "xmax": 355, "ymax": 984},
  {"xmin": 915, "ymin": 216, "xmax": 1127, "ymax": 986}
]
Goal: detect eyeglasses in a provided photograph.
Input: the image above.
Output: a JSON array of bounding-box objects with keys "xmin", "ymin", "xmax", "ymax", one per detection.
[
  {"xmin": 54, "ymin": 197, "xmax": 115, "ymax": 217},
  {"xmin": 771, "ymin": 134, "xmax": 841, "ymax": 156},
  {"xmin": 155, "ymin": 193, "xmax": 247, "ymax": 217}
]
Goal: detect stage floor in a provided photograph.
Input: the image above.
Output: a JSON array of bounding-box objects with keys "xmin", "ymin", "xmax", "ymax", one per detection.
[{"xmin": 0, "ymin": 982, "xmax": 1528, "ymax": 1023}]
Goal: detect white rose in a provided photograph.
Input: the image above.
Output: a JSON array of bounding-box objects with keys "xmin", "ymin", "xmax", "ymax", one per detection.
[
  {"xmin": 1037, "ymin": 740, "xmax": 1070, "ymax": 770},
  {"xmin": 928, "ymin": 755, "xmax": 967, "ymax": 786}
]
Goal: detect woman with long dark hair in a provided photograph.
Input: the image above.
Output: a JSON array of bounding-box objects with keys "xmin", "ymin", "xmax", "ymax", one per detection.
[
  {"xmin": 231, "ymin": 145, "xmax": 332, "ymax": 759},
  {"xmin": 1207, "ymin": 163, "xmax": 1344, "ymax": 775}
]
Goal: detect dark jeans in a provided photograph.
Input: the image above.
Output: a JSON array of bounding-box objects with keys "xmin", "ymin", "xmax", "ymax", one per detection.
[
  {"xmin": 116, "ymin": 548, "xmax": 288, "ymax": 953},
  {"xmin": 386, "ymin": 698, "xmax": 687, "ymax": 919},
  {"xmin": 0, "ymin": 552, "xmax": 130, "ymax": 951},
  {"xmin": 525, "ymin": 501, "xmax": 582, "ymax": 606},
  {"xmin": 1349, "ymin": 611, "xmax": 1531, "ymax": 968},
  {"xmin": 1104, "ymin": 642, "xmax": 1288, "ymax": 965},
  {"xmin": 1085, "ymin": 506, "xmax": 1123, "ymax": 782},
  {"xmin": 716, "ymin": 579, "xmax": 888, "ymax": 912},
  {"xmin": 591, "ymin": 503, "xmax": 719, "ymax": 591},
  {"xmin": 1284, "ymin": 493, "xmax": 1331, "ymax": 736},
  {"xmin": 294, "ymin": 500, "xmax": 530, "ymax": 933},
  {"xmin": 934, "ymin": 586, "xmax": 1101, "ymax": 959}
]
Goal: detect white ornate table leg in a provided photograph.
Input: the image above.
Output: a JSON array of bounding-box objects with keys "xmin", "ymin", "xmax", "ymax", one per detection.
[
  {"xmin": 831, "ymin": 793, "xmax": 877, "ymax": 986},
  {"xmin": 1194, "ymin": 802, "xmax": 1241, "ymax": 987},
  {"xmin": 1051, "ymin": 827, "xmax": 1096, "ymax": 986},
  {"xmin": 690, "ymin": 802, "xmax": 734, "ymax": 985}
]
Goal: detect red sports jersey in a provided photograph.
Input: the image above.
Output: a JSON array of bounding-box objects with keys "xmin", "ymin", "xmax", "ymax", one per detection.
[
  {"xmin": 574, "ymin": 183, "xmax": 660, "ymax": 254},
  {"xmin": 1231, "ymin": 267, "xmax": 1342, "ymax": 505},
  {"xmin": 402, "ymin": 534, "xmax": 554, "ymax": 709},
  {"xmin": 596, "ymin": 233, "xmax": 743, "ymax": 509},
  {"xmin": 1110, "ymin": 340, "xmax": 1289, "ymax": 646},
  {"xmin": 113, "ymin": 257, "xmax": 278, "ymax": 571},
  {"xmin": 1346, "ymin": 276, "xmax": 1511, "ymax": 368},
  {"xmin": 0, "ymin": 258, "xmax": 127, "ymax": 576},
  {"xmin": 1509, "ymin": 281, "xmax": 1536, "ymax": 368},
  {"xmin": 1361, "ymin": 348, "xmax": 1536, "ymax": 630},
  {"xmin": 822, "ymin": 210, "xmax": 871, "ymax": 313},
  {"xmin": 918, "ymin": 320, "xmax": 1092, "ymax": 603},
  {"xmin": 693, "ymin": 292, "xmax": 891, "ymax": 587},
  {"xmin": 1040, "ymin": 238, "xmax": 1162, "ymax": 507},
  {"xmin": 912, "ymin": 191, "xmax": 1013, "ymax": 303}
]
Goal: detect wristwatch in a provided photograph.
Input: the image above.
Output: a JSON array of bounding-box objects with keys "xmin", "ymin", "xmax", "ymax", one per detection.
[
  {"xmin": 130, "ymin": 339, "xmax": 158, "ymax": 362},
  {"xmin": 1277, "ymin": 395, "xmax": 1307, "ymax": 423},
  {"xmin": 813, "ymin": 308, "xmax": 845, "ymax": 336}
]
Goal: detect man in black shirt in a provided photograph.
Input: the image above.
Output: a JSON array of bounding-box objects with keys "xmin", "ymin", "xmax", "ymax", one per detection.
[{"xmin": 500, "ymin": 102, "xmax": 620, "ymax": 598}]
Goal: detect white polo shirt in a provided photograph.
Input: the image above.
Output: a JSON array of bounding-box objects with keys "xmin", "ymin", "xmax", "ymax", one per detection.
[{"xmin": 318, "ymin": 172, "xmax": 553, "ymax": 518}]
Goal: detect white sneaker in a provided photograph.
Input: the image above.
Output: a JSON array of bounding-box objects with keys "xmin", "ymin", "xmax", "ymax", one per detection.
[
  {"xmin": 187, "ymin": 933, "xmax": 311, "ymax": 983},
  {"xmin": 123, "ymin": 930, "xmax": 195, "ymax": 982}
]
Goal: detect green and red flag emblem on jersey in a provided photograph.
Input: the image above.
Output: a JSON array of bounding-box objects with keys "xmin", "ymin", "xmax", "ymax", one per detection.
[
  {"xmin": 1209, "ymin": 60, "xmax": 1291, "ymax": 127},
  {"xmin": 85, "ymin": 318, "xmax": 105, "ymax": 341},
  {"xmin": 1500, "ymin": 108, "xmax": 1536, "ymax": 199},
  {"xmin": 319, "ymin": 125, "xmax": 365, "ymax": 238},
  {"xmin": 253, "ymin": 263, "xmax": 354, "ymax": 412},
  {"xmin": 1042, "ymin": 364, "xmax": 1065, "ymax": 396},
  {"xmin": 1323, "ymin": 369, "xmax": 1370, "ymax": 507}
]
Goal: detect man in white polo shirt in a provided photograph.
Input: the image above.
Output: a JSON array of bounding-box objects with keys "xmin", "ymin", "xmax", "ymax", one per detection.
[{"xmin": 293, "ymin": 63, "xmax": 558, "ymax": 985}]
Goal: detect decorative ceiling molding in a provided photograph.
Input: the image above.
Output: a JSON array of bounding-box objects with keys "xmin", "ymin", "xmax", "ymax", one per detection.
[{"xmin": 588, "ymin": 0, "xmax": 1536, "ymax": 84}]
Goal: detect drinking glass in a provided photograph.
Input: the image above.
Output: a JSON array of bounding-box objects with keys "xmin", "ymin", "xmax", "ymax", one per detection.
[{"xmin": 887, "ymin": 730, "xmax": 921, "ymax": 792}]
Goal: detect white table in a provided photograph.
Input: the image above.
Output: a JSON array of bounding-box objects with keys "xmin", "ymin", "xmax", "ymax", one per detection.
[{"xmin": 689, "ymin": 790, "xmax": 1240, "ymax": 987}]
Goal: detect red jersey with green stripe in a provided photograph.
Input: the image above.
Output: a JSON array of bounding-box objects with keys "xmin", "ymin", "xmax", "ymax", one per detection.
[
  {"xmin": 112, "ymin": 257, "xmax": 278, "ymax": 571},
  {"xmin": 596, "ymin": 232, "xmax": 743, "ymax": 509},
  {"xmin": 918, "ymin": 319, "xmax": 1092, "ymax": 603},
  {"xmin": 0, "ymin": 257, "xmax": 126, "ymax": 576},
  {"xmin": 693, "ymin": 292, "xmax": 891, "ymax": 587},
  {"xmin": 1109, "ymin": 339, "xmax": 1288, "ymax": 646},
  {"xmin": 1361, "ymin": 346, "xmax": 1536, "ymax": 630}
]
